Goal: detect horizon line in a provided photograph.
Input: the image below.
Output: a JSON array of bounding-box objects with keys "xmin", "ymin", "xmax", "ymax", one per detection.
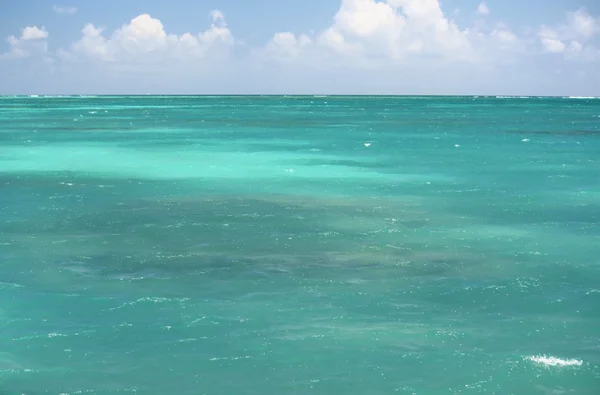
[{"xmin": 1, "ymin": 94, "xmax": 598, "ymax": 98}]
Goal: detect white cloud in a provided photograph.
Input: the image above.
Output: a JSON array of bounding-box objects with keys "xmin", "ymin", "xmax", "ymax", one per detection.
[
  {"xmin": 490, "ymin": 25, "xmax": 517, "ymax": 43},
  {"xmin": 541, "ymin": 37, "xmax": 567, "ymax": 53},
  {"xmin": 21, "ymin": 26, "xmax": 49, "ymax": 41},
  {"xmin": 477, "ymin": 2, "xmax": 490, "ymax": 16},
  {"xmin": 36, "ymin": 1, "xmax": 600, "ymax": 69},
  {"xmin": 537, "ymin": 8, "xmax": 599, "ymax": 59},
  {"xmin": 210, "ymin": 10, "xmax": 226, "ymax": 24},
  {"xmin": 61, "ymin": 10, "xmax": 234, "ymax": 64},
  {"xmin": 53, "ymin": 5, "xmax": 77, "ymax": 15},
  {"xmin": 567, "ymin": 8, "xmax": 599, "ymax": 38},
  {"xmin": 267, "ymin": 32, "xmax": 312, "ymax": 59},
  {"xmin": 265, "ymin": 0, "xmax": 523, "ymax": 65},
  {"xmin": 1, "ymin": 26, "xmax": 49, "ymax": 59}
]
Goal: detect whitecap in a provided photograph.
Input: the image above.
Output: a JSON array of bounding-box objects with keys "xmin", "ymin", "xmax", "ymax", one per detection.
[
  {"xmin": 48, "ymin": 332, "xmax": 67, "ymax": 338},
  {"xmin": 209, "ymin": 355, "xmax": 251, "ymax": 361},
  {"xmin": 527, "ymin": 355, "xmax": 583, "ymax": 367}
]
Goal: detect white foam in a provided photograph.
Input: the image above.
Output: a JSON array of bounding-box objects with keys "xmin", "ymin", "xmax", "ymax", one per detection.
[
  {"xmin": 364, "ymin": 142, "xmax": 372, "ymax": 147},
  {"xmin": 527, "ymin": 355, "xmax": 583, "ymax": 367},
  {"xmin": 209, "ymin": 355, "xmax": 251, "ymax": 361},
  {"xmin": 47, "ymin": 332, "xmax": 67, "ymax": 338}
]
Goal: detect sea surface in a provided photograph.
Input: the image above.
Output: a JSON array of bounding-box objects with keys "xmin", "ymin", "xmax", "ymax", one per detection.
[{"xmin": 0, "ymin": 95, "xmax": 599, "ymax": 394}]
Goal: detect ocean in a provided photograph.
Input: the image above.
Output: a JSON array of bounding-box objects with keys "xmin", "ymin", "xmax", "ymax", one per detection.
[{"xmin": 0, "ymin": 95, "xmax": 599, "ymax": 394}]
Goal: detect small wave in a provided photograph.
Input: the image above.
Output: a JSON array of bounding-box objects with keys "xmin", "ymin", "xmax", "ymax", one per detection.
[
  {"xmin": 209, "ymin": 355, "xmax": 251, "ymax": 362},
  {"xmin": 527, "ymin": 355, "xmax": 583, "ymax": 367},
  {"xmin": 48, "ymin": 332, "xmax": 68, "ymax": 338},
  {"xmin": 0, "ymin": 281, "xmax": 24, "ymax": 288},
  {"xmin": 566, "ymin": 96, "xmax": 597, "ymax": 99},
  {"xmin": 108, "ymin": 296, "xmax": 189, "ymax": 311}
]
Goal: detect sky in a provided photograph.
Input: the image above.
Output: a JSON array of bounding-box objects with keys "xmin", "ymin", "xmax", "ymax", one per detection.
[{"xmin": 1, "ymin": 0, "xmax": 599, "ymax": 95}]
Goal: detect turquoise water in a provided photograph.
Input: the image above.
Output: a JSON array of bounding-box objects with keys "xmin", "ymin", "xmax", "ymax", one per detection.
[{"xmin": 1, "ymin": 95, "xmax": 599, "ymax": 394}]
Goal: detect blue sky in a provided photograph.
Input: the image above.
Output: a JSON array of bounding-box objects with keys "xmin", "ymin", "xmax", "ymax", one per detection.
[{"xmin": 1, "ymin": 0, "xmax": 599, "ymax": 95}]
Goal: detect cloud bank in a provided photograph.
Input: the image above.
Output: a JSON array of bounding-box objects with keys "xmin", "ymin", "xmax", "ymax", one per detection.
[{"xmin": 2, "ymin": 0, "xmax": 599, "ymax": 95}]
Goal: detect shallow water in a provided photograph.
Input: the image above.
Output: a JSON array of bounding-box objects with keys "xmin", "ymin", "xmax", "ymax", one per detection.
[{"xmin": 1, "ymin": 95, "xmax": 599, "ymax": 394}]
